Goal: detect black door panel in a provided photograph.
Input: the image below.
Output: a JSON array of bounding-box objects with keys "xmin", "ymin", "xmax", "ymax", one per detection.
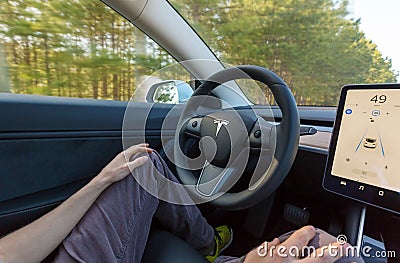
[
  {"xmin": 0, "ymin": 137, "xmax": 122, "ymax": 202},
  {"xmin": 0, "ymin": 93, "xmax": 178, "ymax": 236},
  {"xmin": 0, "ymin": 180, "xmax": 86, "ymax": 236}
]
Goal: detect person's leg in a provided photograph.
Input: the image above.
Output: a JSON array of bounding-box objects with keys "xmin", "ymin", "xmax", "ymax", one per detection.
[
  {"xmin": 53, "ymin": 151, "xmax": 215, "ymax": 263},
  {"xmin": 149, "ymin": 151, "xmax": 215, "ymax": 252},
  {"xmin": 214, "ymin": 256, "xmax": 243, "ymax": 263},
  {"xmin": 147, "ymin": 152, "xmax": 233, "ymax": 261},
  {"xmin": 53, "ymin": 161, "xmax": 158, "ymax": 263}
]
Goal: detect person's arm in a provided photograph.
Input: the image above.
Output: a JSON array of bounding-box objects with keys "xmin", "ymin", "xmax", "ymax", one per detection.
[{"xmin": 0, "ymin": 143, "xmax": 152, "ymax": 263}]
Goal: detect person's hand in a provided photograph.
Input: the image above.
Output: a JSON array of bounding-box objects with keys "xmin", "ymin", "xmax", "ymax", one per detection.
[
  {"xmin": 244, "ymin": 226, "xmax": 344, "ymax": 263},
  {"xmin": 94, "ymin": 143, "xmax": 153, "ymax": 187}
]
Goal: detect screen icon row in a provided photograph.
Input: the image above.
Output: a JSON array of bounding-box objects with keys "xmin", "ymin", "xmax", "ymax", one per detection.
[
  {"xmin": 344, "ymin": 109, "xmax": 382, "ymax": 116},
  {"xmin": 340, "ymin": 181, "xmax": 385, "ymax": 197}
]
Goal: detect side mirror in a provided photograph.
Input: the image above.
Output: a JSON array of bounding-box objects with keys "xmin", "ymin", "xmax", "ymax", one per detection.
[{"xmin": 146, "ymin": 80, "xmax": 193, "ymax": 104}]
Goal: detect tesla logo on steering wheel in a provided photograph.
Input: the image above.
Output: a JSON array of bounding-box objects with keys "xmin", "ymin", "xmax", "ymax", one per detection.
[{"xmin": 213, "ymin": 119, "xmax": 229, "ymax": 138}]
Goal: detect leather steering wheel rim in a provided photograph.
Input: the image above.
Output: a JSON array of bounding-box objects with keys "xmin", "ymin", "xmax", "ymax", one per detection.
[{"xmin": 174, "ymin": 65, "xmax": 299, "ymax": 210}]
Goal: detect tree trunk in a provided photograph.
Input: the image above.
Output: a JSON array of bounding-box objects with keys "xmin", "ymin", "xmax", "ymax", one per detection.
[
  {"xmin": 92, "ymin": 79, "xmax": 99, "ymax": 99},
  {"xmin": 43, "ymin": 34, "xmax": 52, "ymax": 95},
  {"xmin": 112, "ymin": 74, "xmax": 118, "ymax": 100},
  {"xmin": 102, "ymin": 73, "xmax": 108, "ymax": 98}
]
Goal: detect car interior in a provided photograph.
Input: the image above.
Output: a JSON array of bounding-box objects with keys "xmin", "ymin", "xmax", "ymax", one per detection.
[{"xmin": 0, "ymin": 0, "xmax": 399, "ymax": 262}]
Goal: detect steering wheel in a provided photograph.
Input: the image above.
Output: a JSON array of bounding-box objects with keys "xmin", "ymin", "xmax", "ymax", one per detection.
[{"xmin": 173, "ymin": 65, "xmax": 299, "ymax": 210}]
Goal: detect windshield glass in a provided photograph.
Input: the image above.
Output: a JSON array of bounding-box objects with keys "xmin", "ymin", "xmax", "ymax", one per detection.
[{"xmin": 170, "ymin": 0, "xmax": 398, "ymax": 106}]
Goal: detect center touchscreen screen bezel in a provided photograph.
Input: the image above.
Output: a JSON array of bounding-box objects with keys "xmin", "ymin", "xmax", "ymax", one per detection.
[{"xmin": 323, "ymin": 84, "xmax": 400, "ymax": 215}]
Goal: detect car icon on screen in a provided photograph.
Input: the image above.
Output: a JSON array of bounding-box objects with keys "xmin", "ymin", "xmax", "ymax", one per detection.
[{"xmin": 363, "ymin": 137, "xmax": 377, "ymax": 149}]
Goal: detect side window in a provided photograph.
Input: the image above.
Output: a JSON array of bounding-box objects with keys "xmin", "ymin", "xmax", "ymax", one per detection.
[{"xmin": 0, "ymin": 0, "xmax": 189, "ymax": 102}]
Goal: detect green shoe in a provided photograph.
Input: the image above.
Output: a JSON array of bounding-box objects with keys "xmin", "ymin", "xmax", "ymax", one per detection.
[{"xmin": 206, "ymin": 225, "xmax": 233, "ymax": 263}]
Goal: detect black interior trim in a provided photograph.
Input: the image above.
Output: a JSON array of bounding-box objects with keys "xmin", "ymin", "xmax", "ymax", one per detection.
[
  {"xmin": 0, "ymin": 93, "xmax": 126, "ymax": 132},
  {"xmin": 0, "ymin": 179, "xmax": 88, "ymax": 216},
  {"xmin": 0, "ymin": 130, "xmax": 175, "ymax": 140}
]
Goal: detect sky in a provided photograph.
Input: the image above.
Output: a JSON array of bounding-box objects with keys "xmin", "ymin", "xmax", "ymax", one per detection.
[{"xmin": 349, "ymin": 0, "xmax": 400, "ymax": 77}]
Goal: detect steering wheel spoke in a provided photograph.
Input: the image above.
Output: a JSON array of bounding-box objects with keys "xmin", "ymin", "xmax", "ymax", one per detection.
[
  {"xmin": 196, "ymin": 162, "xmax": 237, "ymax": 197},
  {"xmin": 249, "ymin": 116, "xmax": 277, "ymax": 152}
]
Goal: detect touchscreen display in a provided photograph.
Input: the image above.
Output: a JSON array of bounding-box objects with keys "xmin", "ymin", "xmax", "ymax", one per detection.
[
  {"xmin": 331, "ymin": 89, "xmax": 400, "ymax": 193},
  {"xmin": 324, "ymin": 84, "xmax": 400, "ymax": 214}
]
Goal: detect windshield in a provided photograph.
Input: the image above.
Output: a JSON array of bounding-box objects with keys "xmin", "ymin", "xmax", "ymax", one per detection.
[{"xmin": 170, "ymin": 0, "xmax": 398, "ymax": 106}]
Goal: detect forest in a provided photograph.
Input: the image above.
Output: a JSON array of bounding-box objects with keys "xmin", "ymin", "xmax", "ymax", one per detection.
[{"xmin": 0, "ymin": 0, "xmax": 397, "ymax": 105}]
